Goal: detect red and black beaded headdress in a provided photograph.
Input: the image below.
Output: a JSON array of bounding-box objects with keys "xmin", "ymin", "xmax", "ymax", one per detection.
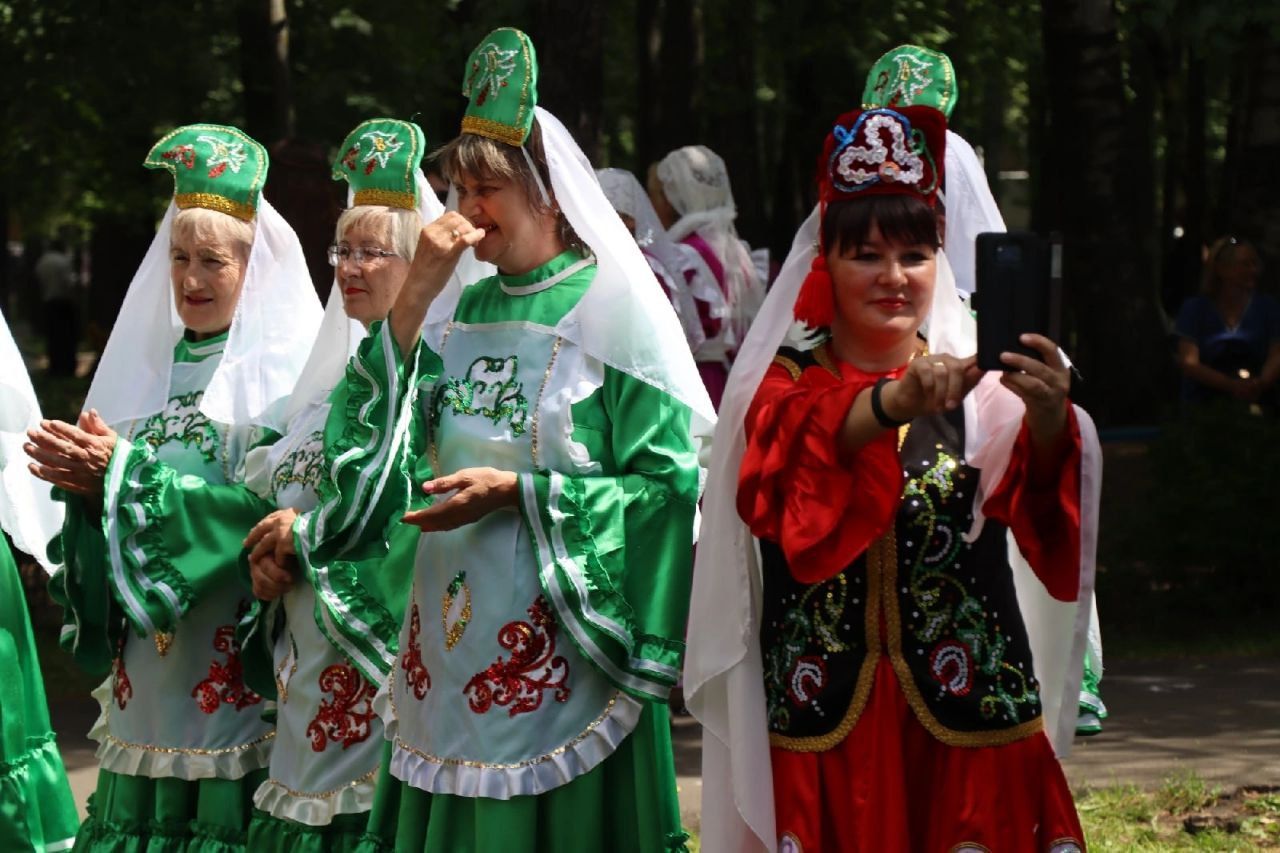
[{"xmin": 794, "ymin": 105, "xmax": 947, "ymax": 326}]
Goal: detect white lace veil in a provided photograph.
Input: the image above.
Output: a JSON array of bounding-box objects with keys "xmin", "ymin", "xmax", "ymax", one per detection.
[
  {"xmin": 595, "ymin": 167, "xmax": 705, "ymax": 353},
  {"xmin": 84, "ymin": 198, "xmax": 322, "ymax": 433},
  {"xmin": 425, "ymin": 108, "xmax": 715, "ymax": 446},
  {"xmin": 655, "ymin": 145, "xmax": 766, "ymax": 346},
  {"xmin": 943, "ymin": 130, "xmax": 1007, "ymax": 296},
  {"xmin": 0, "ymin": 314, "xmax": 63, "ymax": 573}
]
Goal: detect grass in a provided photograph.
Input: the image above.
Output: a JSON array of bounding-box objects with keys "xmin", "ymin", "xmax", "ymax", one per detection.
[{"xmin": 1078, "ymin": 772, "xmax": 1280, "ymax": 850}]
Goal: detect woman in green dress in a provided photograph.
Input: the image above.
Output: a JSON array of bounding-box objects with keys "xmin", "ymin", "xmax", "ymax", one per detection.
[
  {"xmin": 24, "ymin": 124, "xmax": 322, "ymax": 850},
  {"xmin": 0, "ymin": 310, "xmax": 80, "ymax": 851},
  {"xmin": 256, "ymin": 28, "xmax": 714, "ymax": 853}
]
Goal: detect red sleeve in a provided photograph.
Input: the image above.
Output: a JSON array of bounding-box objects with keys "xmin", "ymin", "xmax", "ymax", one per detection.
[
  {"xmin": 981, "ymin": 407, "xmax": 1083, "ymax": 602},
  {"xmin": 737, "ymin": 361, "xmax": 903, "ymax": 584}
]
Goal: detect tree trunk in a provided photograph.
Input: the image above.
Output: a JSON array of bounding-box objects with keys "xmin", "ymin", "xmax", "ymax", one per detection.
[
  {"xmin": 1041, "ymin": 0, "xmax": 1166, "ymax": 424},
  {"xmin": 238, "ymin": 0, "xmax": 293, "ymax": 145},
  {"xmin": 1220, "ymin": 27, "xmax": 1280, "ymax": 278},
  {"xmin": 530, "ymin": 0, "xmax": 604, "ymax": 161}
]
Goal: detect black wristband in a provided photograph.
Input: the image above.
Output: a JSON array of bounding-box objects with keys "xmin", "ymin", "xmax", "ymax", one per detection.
[{"xmin": 870, "ymin": 376, "xmax": 909, "ymax": 429}]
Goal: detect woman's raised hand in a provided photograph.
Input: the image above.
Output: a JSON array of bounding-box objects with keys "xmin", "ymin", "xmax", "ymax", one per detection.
[
  {"xmin": 401, "ymin": 467, "xmax": 518, "ymax": 532},
  {"xmin": 999, "ymin": 333, "xmax": 1071, "ymax": 442},
  {"xmin": 24, "ymin": 408, "xmax": 118, "ymax": 495},
  {"xmin": 882, "ymin": 353, "xmax": 984, "ymax": 421},
  {"xmin": 391, "ymin": 212, "xmax": 487, "ymax": 357}
]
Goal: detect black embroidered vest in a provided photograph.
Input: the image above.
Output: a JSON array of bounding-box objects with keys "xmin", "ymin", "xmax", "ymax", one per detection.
[{"xmin": 759, "ymin": 346, "xmax": 1044, "ymax": 751}]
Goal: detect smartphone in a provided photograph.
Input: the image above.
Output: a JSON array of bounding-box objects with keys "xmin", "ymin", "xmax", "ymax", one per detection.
[{"xmin": 973, "ymin": 231, "xmax": 1061, "ymax": 371}]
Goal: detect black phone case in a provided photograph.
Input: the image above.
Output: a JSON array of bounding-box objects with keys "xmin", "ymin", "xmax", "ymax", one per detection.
[{"xmin": 973, "ymin": 232, "xmax": 1060, "ymax": 371}]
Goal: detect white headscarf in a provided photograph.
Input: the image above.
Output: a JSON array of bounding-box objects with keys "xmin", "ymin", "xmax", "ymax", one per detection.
[
  {"xmin": 426, "ymin": 108, "xmax": 715, "ymax": 445},
  {"xmin": 684, "ymin": 204, "xmax": 1102, "ymax": 851},
  {"xmin": 84, "ymin": 197, "xmax": 322, "ymax": 433},
  {"xmin": 0, "ymin": 314, "xmax": 63, "ymax": 574},
  {"xmin": 595, "ymin": 167, "xmax": 706, "ymax": 354},
  {"xmin": 655, "ymin": 145, "xmax": 766, "ymax": 349},
  {"xmin": 942, "ymin": 130, "xmax": 1007, "ymax": 296}
]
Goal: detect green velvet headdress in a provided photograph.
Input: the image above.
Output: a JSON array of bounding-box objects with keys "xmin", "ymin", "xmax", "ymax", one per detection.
[
  {"xmin": 861, "ymin": 45, "xmax": 957, "ymax": 119},
  {"xmin": 332, "ymin": 118, "xmax": 426, "ymax": 210},
  {"xmin": 143, "ymin": 124, "xmax": 268, "ymax": 221},
  {"xmin": 460, "ymin": 27, "xmax": 538, "ymax": 146}
]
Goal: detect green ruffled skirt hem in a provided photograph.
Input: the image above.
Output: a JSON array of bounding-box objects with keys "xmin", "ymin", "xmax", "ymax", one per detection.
[
  {"xmin": 246, "ymin": 809, "xmax": 370, "ymax": 853},
  {"xmin": 74, "ymin": 767, "xmax": 269, "ymax": 852},
  {"xmin": 0, "ymin": 734, "xmax": 80, "ymax": 851},
  {"xmin": 360, "ymin": 702, "xmax": 689, "ymax": 853},
  {"xmin": 0, "ymin": 537, "xmax": 80, "ymax": 850}
]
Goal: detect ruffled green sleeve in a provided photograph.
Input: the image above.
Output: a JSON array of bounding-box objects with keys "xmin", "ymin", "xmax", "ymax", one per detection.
[
  {"xmin": 47, "ymin": 491, "xmax": 116, "ymax": 678},
  {"xmin": 294, "ymin": 320, "xmax": 436, "ymax": 681},
  {"xmin": 518, "ymin": 366, "xmax": 699, "ymax": 702},
  {"xmin": 96, "ymin": 437, "xmax": 274, "ymax": 637}
]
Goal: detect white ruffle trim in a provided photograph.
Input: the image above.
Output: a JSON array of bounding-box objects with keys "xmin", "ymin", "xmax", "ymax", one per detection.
[
  {"xmin": 88, "ymin": 676, "xmax": 275, "ymax": 781},
  {"xmin": 252, "ymin": 770, "xmax": 377, "ymax": 826},
  {"xmin": 376, "ymin": 678, "xmax": 643, "ymax": 801}
]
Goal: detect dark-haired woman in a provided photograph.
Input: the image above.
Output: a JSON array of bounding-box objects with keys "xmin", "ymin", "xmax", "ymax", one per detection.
[
  {"xmin": 257, "ymin": 29, "xmax": 712, "ymax": 853},
  {"xmin": 1175, "ymin": 236, "xmax": 1280, "ymax": 411},
  {"xmin": 686, "ymin": 99, "xmax": 1101, "ymax": 852}
]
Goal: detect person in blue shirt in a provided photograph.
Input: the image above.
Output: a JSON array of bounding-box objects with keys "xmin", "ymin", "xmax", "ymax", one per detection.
[{"xmin": 1175, "ymin": 237, "xmax": 1280, "ymax": 411}]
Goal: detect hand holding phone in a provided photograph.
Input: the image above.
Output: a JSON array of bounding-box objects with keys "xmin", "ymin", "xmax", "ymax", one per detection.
[{"xmin": 973, "ymin": 232, "xmax": 1061, "ymax": 371}]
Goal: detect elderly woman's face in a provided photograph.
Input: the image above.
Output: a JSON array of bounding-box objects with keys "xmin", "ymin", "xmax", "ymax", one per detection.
[
  {"xmin": 335, "ymin": 219, "xmax": 410, "ymax": 326},
  {"xmin": 170, "ymin": 225, "xmax": 248, "ymax": 338}
]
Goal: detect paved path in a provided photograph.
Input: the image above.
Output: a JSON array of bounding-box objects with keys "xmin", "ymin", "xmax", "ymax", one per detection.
[{"xmin": 50, "ymin": 656, "xmax": 1280, "ymax": 830}]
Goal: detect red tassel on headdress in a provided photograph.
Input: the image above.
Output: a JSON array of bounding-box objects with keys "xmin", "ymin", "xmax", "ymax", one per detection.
[{"xmin": 793, "ymin": 252, "xmax": 835, "ymax": 328}]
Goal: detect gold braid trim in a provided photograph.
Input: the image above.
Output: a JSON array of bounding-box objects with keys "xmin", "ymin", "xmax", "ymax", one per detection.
[
  {"xmin": 175, "ymin": 192, "xmax": 256, "ymax": 222},
  {"xmin": 771, "ymin": 354, "xmax": 802, "ymax": 382},
  {"xmin": 264, "ymin": 766, "xmax": 378, "ymax": 799},
  {"xmin": 354, "ymin": 188, "xmax": 417, "ymax": 211},
  {"xmin": 812, "ymin": 341, "xmax": 842, "ymax": 379},
  {"xmin": 881, "ymin": 503, "xmax": 1045, "ymax": 748},
  {"xmin": 769, "ymin": 538, "xmax": 882, "ymax": 752},
  {"xmin": 461, "ymin": 115, "xmax": 528, "ymax": 147},
  {"xmin": 102, "ymin": 729, "xmax": 275, "ymax": 755}
]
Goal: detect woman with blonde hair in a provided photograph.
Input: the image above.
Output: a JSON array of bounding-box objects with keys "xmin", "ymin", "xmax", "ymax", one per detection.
[{"xmin": 26, "ymin": 124, "xmax": 322, "ymax": 849}]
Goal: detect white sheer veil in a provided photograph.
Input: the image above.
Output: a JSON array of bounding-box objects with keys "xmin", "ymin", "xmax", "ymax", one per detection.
[
  {"xmin": 84, "ymin": 198, "xmax": 323, "ymax": 433},
  {"xmin": 0, "ymin": 314, "xmax": 63, "ymax": 573}
]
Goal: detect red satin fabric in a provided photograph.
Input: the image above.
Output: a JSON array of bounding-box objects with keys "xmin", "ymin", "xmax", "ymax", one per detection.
[
  {"xmin": 770, "ymin": 658, "xmax": 1086, "ymax": 852},
  {"xmin": 982, "ymin": 407, "xmax": 1084, "ymax": 602},
  {"xmin": 738, "ymin": 358, "xmax": 906, "ymax": 584}
]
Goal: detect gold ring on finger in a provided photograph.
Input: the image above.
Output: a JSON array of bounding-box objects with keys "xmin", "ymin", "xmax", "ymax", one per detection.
[{"xmin": 450, "ymin": 228, "xmax": 460, "ymax": 239}]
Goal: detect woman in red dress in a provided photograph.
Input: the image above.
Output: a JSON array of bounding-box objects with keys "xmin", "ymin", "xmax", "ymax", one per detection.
[{"xmin": 685, "ymin": 100, "xmax": 1101, "ymax": 852}]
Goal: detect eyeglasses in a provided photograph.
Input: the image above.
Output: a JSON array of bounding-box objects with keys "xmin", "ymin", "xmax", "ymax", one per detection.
[{"xmin": 327, "ymin": 244, "xmax": 399, "ymax": 267}]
